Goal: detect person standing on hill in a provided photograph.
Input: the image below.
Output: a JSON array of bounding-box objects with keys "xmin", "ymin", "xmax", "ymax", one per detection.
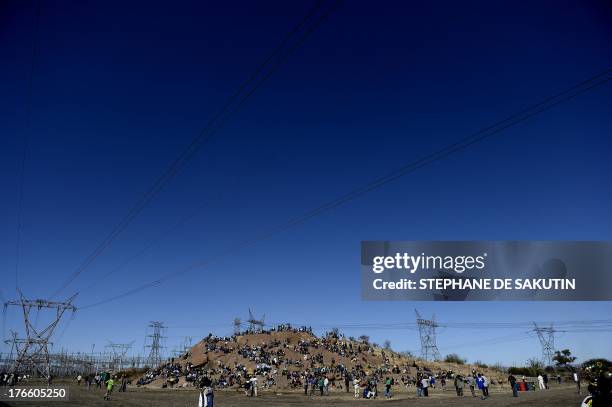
[
  {"xmin": 416, "ymin": 375, "xmax": 423, "ymax": 397},
  {"xmin": 574, "ymin": 372, "xmax": 581, "ymax": 394},
  {"xmin": 467, "ymin": 375, "xmax": 476, "ymax": 397},
  {"xmin": 119, "ymin": 375, "xmax": 128, "ymax": 392},
  {"xmin": 508, "ymin": 374, "xmax": 518, "ymax": 397},
  {"xmin": 476, "ymin": 373, "xmax": 487, "ymax": 399},
  {"xmin": 454, "ymin": 374, "xmax": 464, "ymax": 396},
  {"xmin": 538, "ymin": 374, "xmax": 545, "ymax": 390},
  {"xmin": 250, "ymin": 376, "xmax": 258, "ymax": 397},
  {"xmin": 354, "ymin": 377, "xmax": 361, "ymax": 398},
  {"xmin": 318, "ymin": 377, "xmax": 325, "ymax": 396},
  {"xmin": 244, "ymin": 378, "xmax": 251, "ymax": 396},
  {"xmin": 198, "ymin": 388, "xmax": 213, "ymax": 407},
  {"xmin": 103, "ymin": 376, "xmax": 115, "ymax": 400},
  {"xmin": 345, "ymin": 374, "xmax": 350, "ymax": 393},
  {"xmin": 482, "ymin": 374, "xmax": 490, "ymax": 398},
  {"xmin": 384, "ymin": 377, "xmax": 392, "ymax": 398},
  {"xmin": 421, "ymin": 376, "xmax": 429, "ymax": 397}
]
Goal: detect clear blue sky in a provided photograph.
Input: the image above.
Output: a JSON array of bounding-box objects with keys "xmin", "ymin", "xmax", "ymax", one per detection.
[{"xmin": 1, "ymin": 0, "xmax": 611, "ymax": 365}]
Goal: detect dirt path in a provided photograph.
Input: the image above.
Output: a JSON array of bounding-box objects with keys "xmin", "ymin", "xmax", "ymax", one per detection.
[{"xmin": 3, "ymin": 383, "xmax": 585, "ymax": 407}]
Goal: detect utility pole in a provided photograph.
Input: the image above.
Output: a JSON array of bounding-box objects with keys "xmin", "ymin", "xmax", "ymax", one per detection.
[
  {"xmin": 2, "ymin": 290, "xmax": 77, "ymax": 380},
  {"xmin": 415, "ymin": 309, "xmax": 442, "ymax": 361}
]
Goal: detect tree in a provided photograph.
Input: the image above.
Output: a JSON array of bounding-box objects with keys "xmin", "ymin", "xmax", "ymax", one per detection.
[
  {"xmin": 508, "ymin": 366, "xmax": 531, "ymax": 376},
  {"xmin": 444, "ymin": 354, "xmax": 466, "ymax": 365},
  {"xmin": 553, "ymin": 349, "xmax": 576, "ymax": 368},
  {"xmin": 383, "ymin": 340, "xmax": 392, "ymax": 350},
  {"xmin": 527, "ymin": 358, "xmax": 544, "ymax": 376},
  {"xmin": 358, "ymin": 335, "xmax": 370, "ymax": 344}
]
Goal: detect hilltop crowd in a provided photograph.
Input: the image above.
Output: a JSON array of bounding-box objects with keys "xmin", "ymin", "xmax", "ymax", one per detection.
[
  {"xmin": 142, "ymin": 324, "xmax": 612, "ymax": 406},
  {"xmin": 134, "ymin": 324, "xmax": 513, "ymax": 401}
]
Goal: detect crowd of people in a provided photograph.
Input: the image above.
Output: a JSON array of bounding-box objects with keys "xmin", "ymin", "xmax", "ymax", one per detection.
[
  {"xmin": 53, "ymin": 323, "xmax": 601, "ymax": 404},
  {"xmin": 0, "ymin": 372, "xmax": 28, "ymax": 386},
  {"xmin": 3, "ymin": 324, "xmax": 608, "ymax": 406},
  {"xmin": 128, "ymin": 325, "xmax": 522, "ymax": 402}
]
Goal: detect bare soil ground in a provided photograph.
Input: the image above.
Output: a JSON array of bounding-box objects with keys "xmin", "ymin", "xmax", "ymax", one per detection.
[
  {"xmin": 145, "ymin": 330, "xmax": 508, "ymax": 389},
  {"xmin": 2, "ymin": 382, "xmax": 585, "ymax": 407}
]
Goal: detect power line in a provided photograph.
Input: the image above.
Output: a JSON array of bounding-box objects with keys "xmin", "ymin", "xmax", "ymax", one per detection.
[
  {"xmin": 52, "ymin": 312, "xmax": 77, "ymax": 350},
  {"xmin": 50, "ymin": 0, "xmax": 341, "ymax": 299},
  {"xmin": 77, "ymin": 69, "xmax": 611, "ymax": 310},
  {"xmin": 15, "ymin": 0, "xmax": 43, "ymax": 291},
  {"xmin": 442, "ymin": 332, "xmax": 537, "ymax": 351},
  {"xmin": 164, "ymin": 318, "xmax": 612, "ymax": 331},
  {"xmin": 75, "ymin": 193, "xmax": 216, "ymax": 295}
]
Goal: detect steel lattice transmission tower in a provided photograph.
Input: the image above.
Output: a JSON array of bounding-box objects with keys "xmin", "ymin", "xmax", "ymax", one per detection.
[
  {"xmin": 2, "ymin": 290, "xmax": 77, "ymax": 379},
  {"xmin": 233, "ymin": 318, "xmax": 242, "ymax": 335},
  {"xmin": 105, "ymin": 341, "xmax": 134, "ymax": 371},
  {"xmin": 415, "ymin": 309, "xmax": 442, "ymax": 361},
  {"xmin": 533, "ymin": 322, "xmax": 556, "ymax": 367},
  {"xmin": 2, "ymin": 331, "xmax": 19, "ymax": 371},
  {"xmin": 144, "ymin": 321, "xmax": 166, "ymax": 368},
  {"xmin": 247, "ymin": 309, "xmax": 265, "ymax": 333}
]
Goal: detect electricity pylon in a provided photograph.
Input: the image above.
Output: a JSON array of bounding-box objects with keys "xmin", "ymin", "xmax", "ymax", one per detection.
[
  {"xmin": 415, "ymin": 309, "xmax": 442, "ymax": 361},
  {"xmin": 533, "ymin": 322, "xmax": 556, "ymax": 367},
  {"xmin": 3, "ymin": 290, "xmax": 77, "ymax": 379},
  {"xmin": 144, "ymin": 321, "xmax": 166, "ymax": 368}
]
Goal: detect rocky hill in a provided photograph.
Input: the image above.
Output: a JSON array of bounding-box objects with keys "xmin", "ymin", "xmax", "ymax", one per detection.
[{"xmin": 137, "ymin": 326, "xmax": 504, "ymax": 390}]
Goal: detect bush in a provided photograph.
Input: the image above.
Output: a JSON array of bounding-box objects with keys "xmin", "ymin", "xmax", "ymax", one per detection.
[
  {"xmin": 474, "ymin": 360, "xmax": 489, "ymax": 369},
  {"xmin": 508, "ymin": 366, "xmax": 531, "ymax": 376},
  {"xmin": 444, "ymin": 353, "xmax": 466, "ymax": 365}
]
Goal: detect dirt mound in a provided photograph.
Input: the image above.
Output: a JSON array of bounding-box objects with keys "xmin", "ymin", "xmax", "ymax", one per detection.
[{"xmin": 140, "ymin": 328, "xmax": 504, "ymax": 389}]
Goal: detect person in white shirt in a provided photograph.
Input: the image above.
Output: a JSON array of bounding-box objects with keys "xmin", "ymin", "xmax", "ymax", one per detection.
[
  {"xmin": 250, "ymin": 376, "xmax": 258, "ymax": 397},
  {"xmin": 421, "ymin": 377, "xmax": 430, "ymax": 397},
  {"xmin": 482, "ymin": 375, "xmax": 489, "ymax": 398},
  {"xmin": 538, "ymin": 374, "xmax": 545, "ymax": 390},
  {"xmin": 574, "ymin": 372, "xmax": 581, "ymax": 394}
]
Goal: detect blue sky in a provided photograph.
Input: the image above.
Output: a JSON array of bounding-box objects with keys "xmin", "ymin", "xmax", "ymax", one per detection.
[{"xmin": 1, "ymin": 0, "xmax": 611, "ymax": 365}]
